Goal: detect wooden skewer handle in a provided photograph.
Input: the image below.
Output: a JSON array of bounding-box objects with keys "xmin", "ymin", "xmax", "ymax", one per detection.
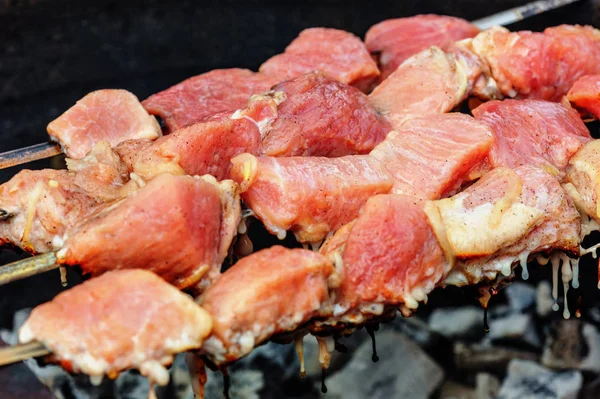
[{"xmin": 0, "ymin": 252, "xmax": 59, "ymax": 285}]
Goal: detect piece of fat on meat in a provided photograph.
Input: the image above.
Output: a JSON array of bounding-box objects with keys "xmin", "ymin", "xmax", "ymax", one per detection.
[
  {"xmin": 230, "ymin": 153, "xmax": 394, "ymax": 243},
  {"xmin": 47, "ymin": 89, "xmax": 161, "ymax": 159},
  {"xmin": 320, "ymin": 194, "xmax": 451, "ymax": 322},
  {"xmin": 142, "ymin": 68, "xmax": 278, "ymax": 133},
  {"xmin": 261, "ymin": 72, "xmax": 391, "ymax": 157},
  {"xmin": 565, "ymin": 139, "xmax": 600, "ymax": 227},
  {"xmin": 473, "ymin": 99, "xmax": 592, "ymax": 176},
  {"xmin": 365, "ymin": 14, "xmax": 479, "ymax": 81},
  {"xmin": 0, "ymin": 169, "xmax": 103, "ymax": 253},
  {"xmin": 133, "ymin": 96, "xmax": 276, "ymax": 181},
  {"xmin": 368, "ymin": 46, "xmax": 471, "ymax": 129},
  {"xmin": 57, "ymin": 174, "xmax": 241, "ymax": 291},
  {"xmin": 437, "ymin": 166, "xmax": 581, "ymax": 286},
  {"xmin": 260, "ymin": 28, "xmax": 380, "ymax": 93},
  {"xmin": 199, "ymin": 246, "xmax": 333, "ymax": 365},
  {"xmin": 369, "ymin": 113, "xmax": 493, "ymax": 200},
  {"xmin": 567, "ymin": 74, "xmax": 600, "ymax": 119},
  {"xmin": 467, "ymin": 25, "xmax": 600, "ymax": 101},
  {"xmin": 19, "ymin": 269, "xmax": 212, "ymax": 386}
]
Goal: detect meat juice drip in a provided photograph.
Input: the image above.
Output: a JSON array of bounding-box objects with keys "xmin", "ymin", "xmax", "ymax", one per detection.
[
  {"xmin": 334, "ymin": 340, "xmax": 348, "ymax": 353},
  {"xmin": 316, "ymin": 335, "xmax": 334, "ymax": 393},
  {"xmin": 59, "ymin": 266, "xmax": 68, "ymax": 287},
  {"xmin": 571, "ymin": 258, "xmax": 580, "ymax": 289},
  {"xmin": 186, "ymin": 353, "xmax": 207, "ymax": 399},
  {"xmin": 365, "ymin": 324, "xmax": 380, "ymax": 363},
  {"xmin": 295, "ymin": 336, "xmax": 306, "ymax": 378},
  {"xmin": 222, "ymin": 368, "xmax": 231, "ymax": 399},
  {"xmin": 321, "ymin": 367, "xmax": 328, "ymax": 394},
  {"xmin": 561, "ymin": 254, "xmax": 573, "ymax": 319},
  {"xmin": 551, "ymin": 254, "xmax": 561, "ymax": 311},
  {"xmin": 580, "ymin": 243, "xmax": 600, "ymax": 289},
  {"xmin": 147, "ymin": 383, "xmax": 157, "ymax": 399},
  {"xmin": 519, "ymin": 252, "xmax": 530, "ymax": 280}
]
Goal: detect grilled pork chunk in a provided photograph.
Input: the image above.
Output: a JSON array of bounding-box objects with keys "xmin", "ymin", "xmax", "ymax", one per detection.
[
  {"xmin": 370, "ymin": 113, "xmax": 493, "ymax": 199},
  {"xmin": 365, "ymin": 14, "xmax": 479, "ymax": 80},
  {"xmin": 57, "ymin": 174, "xmax": 240, "ymax": 290},
  {"xmin": 200, "ymin": 246, "xmax": 333, "ymax": 364},
  {"xmin": 467, "ymin": 25, "xmax": 600, "ymax": 101},
  {"xmin": 261, "ymin": 72, "xmax": 391, "ymax": 157},
  {"xmin": 142, "ymin": 69, "xmax": 278, "ymax": 133},
  {"xmin": 567, "ymin": 74, "xmax": 600, "ymax": 119},
  {"xmin": 19, "ymin": 269, "xmax": 212, "ymax": 386},
  {"xmin": 231, "ymin": 154, "xmax": 393, "ymax": 243},
  {"xmin": 473, "ymin": 99, "xmax": 592, "ymax": 176},
  {"xmin": 260, "ymin": 28, "xmax": 380, "ymax": 92},
  {"xmin": 47, "ymin": 89, "xmax": 161, "ymax": 159}
]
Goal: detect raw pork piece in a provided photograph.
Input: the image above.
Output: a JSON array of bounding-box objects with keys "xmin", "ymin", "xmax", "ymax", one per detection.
[
  {"xmin": 472, "ymin": 99, "xmax": 592, "ymax": 176},
  {"xmin": 230, "ymin": 153, "xmax": 393, "ymax": 243},
  {"xmin": 133, "ymin": 96, "xmax": 276, "ymax": 181},
  {"xmin": 142, "ymin": 69, "xmax": 277, "ymax": 132},
  {"xmin": 468, "ymin": 25, "xmax": 600, "ymax": 101},
  {"xmin": 260, "ymin": 28, "xmax": 380, "ymax": 92},
  {"xmin": 57, "ymin": 174, "xmax": 241, "ymax": 290},
  {"xmin": 368, "ymin": 47, "xmax": 471, "ymax": 128},
  {"xmin": 435, "ymin": 166, "xmax": 581, "ymax": 286},
  {"xmin": 19, "ymin": 269, "xmax": 212, "ymax": 385},
  {"xmin": 370, "ymin": 113, "xmax": 493, "ymax": 199},
  {"xmin": 261, "ymin": 73, "xmax": 391, "ymax": 157},
  {"xmin": 47, "ymin": 90, "xmax": 161, "ymax": 159},
  {"xmin": 320, "ymin": 194, "xmax": 450, "ymax": 321},
  {"xmin": 567, "ymin": 74, "xmax": 600, "ymax": 118},
  {"xmin": 200, "ymin": 246, "xmax": 333, "ymax": 364},
  {"xmin": 365, "ymin": 15, "xmax": 479, "ymax": 80}
]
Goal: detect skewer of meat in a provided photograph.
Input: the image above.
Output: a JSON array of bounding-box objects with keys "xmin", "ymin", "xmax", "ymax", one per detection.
[
  {"xmin": 0, "ymin": 90, "xmax": 161, "ymax": 169},
  {"xmin": 0, "ymin": 26, "xmax": 379, "ymax": 170},
  {"xmin": 0, "ymin": 173, "xmax": 241, "ymax": 290},
  {"xmin": 0, "ymin": 164, "xmax": 583, "ymax": 397},
  {"xmin": 230, "ymin": 112, "xmax": 493, "ymax": 244},
  {"xmin": 0, "ymin": 1, "xmax": 579, "ymax": 170},
  {"xmin": 0, "ymin": 269, "xmax": 214, "ymax": 395}
]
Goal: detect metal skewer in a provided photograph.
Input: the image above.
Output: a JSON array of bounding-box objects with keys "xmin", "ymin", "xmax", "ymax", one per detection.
[
  {"xmin": 0, "ymin": 0, "xmax": 583, "ymax": 171},
  {"xmin": 472, "ymin": 0, "xmax": 582, "ymax": 30},
  {"xmin": 0, "ymin": 341, "xmax": 50, "ymax": 367},
  {"xmin": 0, "ymin": 252, "xmax": 59, "ymax": 286}
]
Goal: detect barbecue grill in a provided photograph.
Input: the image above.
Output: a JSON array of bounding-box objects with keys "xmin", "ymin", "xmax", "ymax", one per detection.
[{"xmin": 2, "ymin": 0, "xmax": 600, "ymax": 398}]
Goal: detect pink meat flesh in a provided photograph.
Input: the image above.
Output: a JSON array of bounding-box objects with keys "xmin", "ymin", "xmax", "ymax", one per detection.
[
  {"xmin": 47, "ymin": 89, "xmax": 161, "ymax": 159},
  {"xmin": 230, "ymin": 153, "xmax": 393, "ymax": 243},
  {"xmin": 368, "ymin": 47, "xmax": 470, "ymax": 128},
  {"xmin": 200, "ymin": 246, "xmax": 333, "ymax": 363},
  {"xmin": 260, "ymin": 28, "xmax": 380, "ymax": 92},
  {"xmin": 261, "ymin": 73, "xmax": 391, "ymax": 157},
  {"xmin": 142, "ymin": 69, "xmax": 278, "ymax": 132},
  {"xmin": 19, "ymin": 269, "xmax": 212, "ymax": 383},
  {"xmin": 567, "ymin": 74, "xmax": 600, "ymax": 119},
  {"xmin": 133, "ymin": 97, "xmax": 274, "ymax": 181},
  {"xmin": 468, "ymin": 25, "xmax": 600, "ymax": 101},
  {"xmin": 322, "ymin": 194, "xmax": 449, "ymax": 315},
  {"xmin": 58, "ymin": 174, "xmax": 239, "ymax": 290},
  {"xmin": 365, "ymin": 14, "xmax": 479, "ymax": 80},
  {"xmin": 370, "ymin": 113, "xmax": 493, "ymax": 199},
  {"xmin": 472, "ymin": 99, "xmax": 592, "ymax": 175}
]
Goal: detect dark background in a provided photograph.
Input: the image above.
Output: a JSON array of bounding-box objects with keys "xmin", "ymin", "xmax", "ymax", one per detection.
[{"xmin": 1, "ymin": 0, "xmax": 600, "ymax": 396}]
